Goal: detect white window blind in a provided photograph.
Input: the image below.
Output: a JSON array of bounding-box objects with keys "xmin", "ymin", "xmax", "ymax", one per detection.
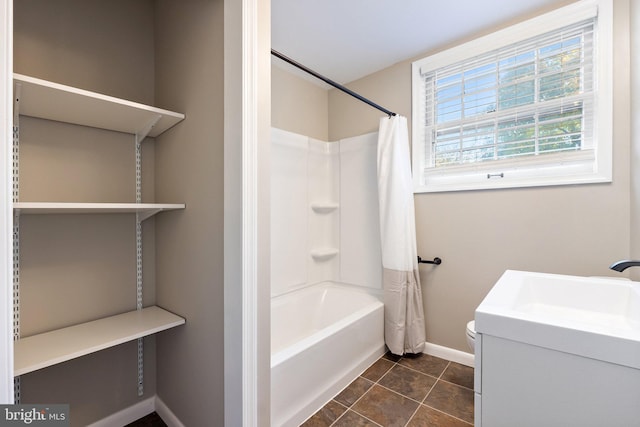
[{"xmin": 412, "ymin": 0, "xmax": 612, "ymax": 193}]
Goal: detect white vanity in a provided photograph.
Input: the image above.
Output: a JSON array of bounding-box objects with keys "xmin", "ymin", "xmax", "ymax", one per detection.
[{"xmin": 475, "ymin": 270, "xmax": 640, "ymax": 427}]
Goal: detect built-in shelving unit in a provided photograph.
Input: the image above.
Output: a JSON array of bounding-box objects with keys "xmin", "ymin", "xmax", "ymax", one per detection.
[
  {"xmin": 14, "ymin": 73, "xmax": 184, "ymax": 137},
  {"xmin": 12, "ymin": 73, "xmax": 186, "ymax": 394},
  {"xmin": 14, "ymin": 202, "xmax": 186, "ymax": 221},
  {"xmin": 14, "ymin": 306, "xmax": 185, "ymax": 376}
]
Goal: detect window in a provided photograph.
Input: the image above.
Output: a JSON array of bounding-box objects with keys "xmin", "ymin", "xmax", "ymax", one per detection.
[{"xmin": 412, "ymin": 0, "xmax": 612, "ymax": 193}]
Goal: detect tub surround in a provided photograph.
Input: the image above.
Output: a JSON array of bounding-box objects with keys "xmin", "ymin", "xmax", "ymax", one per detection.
[
  {"xmin": 270, "ymin": 127, "xmax": 382, "ymax": 296},
  {"xmin": 271, "ymin": 128, "xmax": 385, "ymax": 425}
]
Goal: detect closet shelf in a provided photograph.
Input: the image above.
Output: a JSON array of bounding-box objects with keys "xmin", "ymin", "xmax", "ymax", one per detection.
[
  {"xmin": 310, "ymin": 202, "xmax": 339, "ymax": 214},
  {"xmin": 14, "ymin": 73, "xmax": 185, "ymax": 138},
  {"xmin": 14, "ymin": 202, "xmax": 185, "ymax": 221},
  {"xmin": 310, "ymin": 248, "xmax": 339, "ymax": 261},
  {"xmin": 14, "ymin": 306, "xmax": 185, "ymax": 376}
]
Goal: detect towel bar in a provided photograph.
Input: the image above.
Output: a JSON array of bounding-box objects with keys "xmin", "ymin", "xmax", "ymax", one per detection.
[{"xmin": 417, "ymin": 256, "xmax": 442, "ymax": 265}]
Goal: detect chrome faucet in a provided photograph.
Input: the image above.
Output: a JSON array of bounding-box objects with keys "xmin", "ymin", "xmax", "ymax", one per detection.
[{"xmin": 610, "ymin": 260, "xmax": 640, "ymax": 272}]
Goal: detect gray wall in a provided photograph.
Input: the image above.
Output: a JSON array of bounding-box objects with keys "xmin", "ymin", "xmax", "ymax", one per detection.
[
  {"xmin": 14, "ymin": 0, "xmax": 155, "ymax": 105},
  {"xmin": 13, "ymin": 1, "xmax": 159, "ymax": 425},
  {"xmin": 272, "ymin": 62, "xmax": 329, "ymax": 140},
  {"xmin": 324, "ymin": 0, "xmax": 633, "ymax": 352},
  {"xmin": 153, "ymin": 1, "xmax": 226, "ymax": 425}
]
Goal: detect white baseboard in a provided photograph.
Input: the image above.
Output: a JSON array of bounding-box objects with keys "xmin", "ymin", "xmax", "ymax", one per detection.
[
  {"xmin": 155, "ymin": 396, "xmax": 186, "ymax": 427},
  {"xmin": 87, "ymin": 397, "xmax": 155, "ymax": 427},
  {"xmin": 87, "ymin": 395, "xmax": 185, "ymax": 427},
  {"xmin": 423, "ymin": 341, "xmax": 475, "ymax": 368}
]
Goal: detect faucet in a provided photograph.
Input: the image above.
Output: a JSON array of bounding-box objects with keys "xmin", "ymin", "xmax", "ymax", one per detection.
[{"xmin": 609, "ymin": 260, "xmax": 640, "ymax": 272}]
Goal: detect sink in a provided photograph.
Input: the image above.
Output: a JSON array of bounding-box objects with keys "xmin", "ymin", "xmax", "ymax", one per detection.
[
  {"xmin": 512, "ymin": 273, "xmax": 640, "ymax": 330},
  {"xmin": 476, "ymin": 270, "xmax": 640, "ymax": 369}
]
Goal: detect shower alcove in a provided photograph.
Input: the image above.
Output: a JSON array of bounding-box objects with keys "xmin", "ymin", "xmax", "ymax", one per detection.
[{"xmin": 270, "ymin": 127, "xmax": 385, "ymax": 426}]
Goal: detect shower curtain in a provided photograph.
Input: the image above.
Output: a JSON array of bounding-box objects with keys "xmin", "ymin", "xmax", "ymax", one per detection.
[{"xmin": 377, "ymin": 115, "xmax": 426, "ymax": 355}]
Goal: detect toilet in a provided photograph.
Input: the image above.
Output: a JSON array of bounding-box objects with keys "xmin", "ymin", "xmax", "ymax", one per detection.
[{"xmin": 466, "ymin": 320, "xmax": 476, "ymax": 351}]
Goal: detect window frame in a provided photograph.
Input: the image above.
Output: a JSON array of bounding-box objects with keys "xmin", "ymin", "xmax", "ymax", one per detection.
[{"xmin": 411, "ymin": 0, "xmax": 613, "ymax": 193}]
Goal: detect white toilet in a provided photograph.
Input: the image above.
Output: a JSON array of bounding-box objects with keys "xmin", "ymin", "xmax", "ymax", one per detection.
[{"xmin": 466, "ymin": 320, "xmax": 476, "ymax": 351}]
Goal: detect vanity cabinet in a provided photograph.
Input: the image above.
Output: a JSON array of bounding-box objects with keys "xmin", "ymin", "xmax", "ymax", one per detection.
[
  {"xmin": 474, "ymin": 270, "xmax": 640, "ymax": 426},
  {"xmin": 475, "ymin": 332, "xmax": 640, "ymax": 426},
  {"xmin": 12, "ymin": 74, "xmax": 186, "ymax": 382}
]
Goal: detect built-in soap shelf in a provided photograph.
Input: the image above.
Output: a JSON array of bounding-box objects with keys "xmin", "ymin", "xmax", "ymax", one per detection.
[
  {"xmin": 310, "ymin": 248, "xmax": 339, "ymax": 261},
  {"xmin": 310, "ymin": 202, "xmax": 339, "ymax": 214}
]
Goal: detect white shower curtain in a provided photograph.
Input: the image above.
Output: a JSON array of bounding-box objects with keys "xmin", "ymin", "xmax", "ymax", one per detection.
[{"xmin": 377, "ymin": 115, "xmax": 426, "ymax": 355}]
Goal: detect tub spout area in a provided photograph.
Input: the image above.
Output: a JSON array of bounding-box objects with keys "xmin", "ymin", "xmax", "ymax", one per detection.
[{"xmin": 610, "ymin": 260, "xmax": 640, "ymax": 272}]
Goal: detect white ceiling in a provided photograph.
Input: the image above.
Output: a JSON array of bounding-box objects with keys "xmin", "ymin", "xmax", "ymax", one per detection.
[{"xmin": 272, "ymin": 0, "xmax": 570, "ymax": 86}]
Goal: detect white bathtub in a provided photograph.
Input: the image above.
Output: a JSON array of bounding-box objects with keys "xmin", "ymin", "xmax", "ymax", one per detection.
[{"xmin": 271, "ymin": 282, "xmax": 385, "ymax": 427}]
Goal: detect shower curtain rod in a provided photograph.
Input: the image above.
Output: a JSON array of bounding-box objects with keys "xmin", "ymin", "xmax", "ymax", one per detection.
[{"xmin": 271, "ymin": 49, "xmax": 397, "ymax": 117}]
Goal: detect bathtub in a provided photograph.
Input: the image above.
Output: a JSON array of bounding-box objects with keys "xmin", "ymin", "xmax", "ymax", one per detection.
[{"xmin": 271, "ymin": 282, "xmax": 385, "ymax": 427}]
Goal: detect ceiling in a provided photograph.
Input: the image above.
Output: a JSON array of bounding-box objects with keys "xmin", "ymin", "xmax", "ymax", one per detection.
[{"xmin": 272, "ymin": 0, "xmax": 570, "ymax": 86}]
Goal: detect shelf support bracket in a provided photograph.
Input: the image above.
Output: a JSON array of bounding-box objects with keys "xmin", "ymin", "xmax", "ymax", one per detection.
[
  {"xmin": 12, "ymin": 212, "xmax": 20, "ymax": 404},
  {"xmin": 12, "ymin": 88, "xmax": 21, "ymax": 403},
  {"xmin": 13, "ymin": 82, "xmax": 21, "ymax": 123},
  {"xmin": 135, "ymin": 114, "xmax": 162, "ymax": 144},
  {"xmin": 135, "ymin": 215, "xmax": 144, "ymax": 397},
  {"xmin": 13, "ymin": 84, "xmax": 20, "ymax": 205},
  {"xmin": 137, "ymin": 208, "xmax": 162, "ymax": 223},
  {"xmin": 135, "ymin": 133, "xmax": 144, "ymax": 397}
]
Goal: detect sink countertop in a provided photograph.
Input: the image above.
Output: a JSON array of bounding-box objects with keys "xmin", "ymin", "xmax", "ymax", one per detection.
[{"xmin": 475, "ymin": 270, "xmax": 640, "ymax": 369}]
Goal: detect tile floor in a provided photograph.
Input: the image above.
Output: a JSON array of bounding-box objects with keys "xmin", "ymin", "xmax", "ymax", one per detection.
[
  {"xmin": 126, "ymin": 412, "xmax": 167, "ymax": 427},
  {"xmin": 301, "ymin": 352, "xmax": 474, "ymax": 427},
  {"xmin": 127, "ymin": 352, "xmax": 474, "ymax": 427}
]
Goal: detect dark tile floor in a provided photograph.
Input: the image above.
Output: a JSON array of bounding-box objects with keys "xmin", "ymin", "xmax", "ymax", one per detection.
[
  {"xmin": 126, "ymin": 353, "xmax": 474, "ymax": 427},
  {"xmin": 126, "ymin": 412, "xmax": 167, "ymax": 427},
  {"xmin": 301, "ymin": 352, "xmax": 474, "ymax": 427}
]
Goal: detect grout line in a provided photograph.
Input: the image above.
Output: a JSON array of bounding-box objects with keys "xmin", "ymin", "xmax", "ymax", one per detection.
[
  {"xmin": 328, "ymin": 377, "xmax": 377, "ymax": 427},
  {"xmin": 370, "ymin": 358, "xmax": 397, "ymax": 383},
  {"xmin": 403, "ymin": 407, "xmax": 421, "ymax": 427},
  {"xmin": 437, "ymin": 361, "xmax": 476, "ymax": 390},
  {"xmin": 315, "ymin": 382, "xmax": 362, "ymax": 426},
  {"xmin": 421, "ymin": 403, "xmax": 474, "ymax": 426},
  {"xmin": 330, "ymin": 403, "xmax": 383, "ymax": 427},
  {"xmin": 439, "ymin": 362, "xmax": 451, "ymax": 380},
  {"xmin": 402, "ymin": 391, "xmax": 426, "ymax": 427},
  {"xmin": 333, "ymin": 400, "xmax": 349, "ymax": 411},
  {"xmin": 395, "ymin": 361, "xmax": 442, "ymax": 378},
  {"xmin": 331, "ymin": 357, "xmax": 400, "ymax": 427},
  {"xmin": 346, "ymin": 409, "xmax": 385, "ymax": 427},
  {"xmin": 372, "ymin": 382, "xmax": 425, "ymax": 406},
  {"xmin": 324, "ymin": 398, "xmax": 350, "ymax": 425},
  {"xmin": 421, "ymin": 361, "xmax": 450, "ymax": 404},
  {"xmin": 437, "ymin": 377, "xmax": 475, "ymax": 391}
]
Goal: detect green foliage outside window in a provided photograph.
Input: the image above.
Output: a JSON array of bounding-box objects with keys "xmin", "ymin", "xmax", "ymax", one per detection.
[{"xmin": 432, "ymin": 35, "xmax": 585, "ymax": 167}]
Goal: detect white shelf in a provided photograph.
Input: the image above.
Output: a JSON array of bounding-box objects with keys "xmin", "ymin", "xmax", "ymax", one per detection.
[
  {"xmin": 310, "ymin": 248, "xmax": 339, "ymax": 261},
  {"xmin": 14, "ymin": 73, "xmax": 185, "ymax": 137},
  {"xmin": 14, "ymin": 202, "xmax": 185, "ymax": 221},
  {"xmin": 14, "ymin": 306, "xmax": 185, "ymax": 376},
  {"xmin": 310, "ymin": 202, "xmax": 339, "ymax": 214}
]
